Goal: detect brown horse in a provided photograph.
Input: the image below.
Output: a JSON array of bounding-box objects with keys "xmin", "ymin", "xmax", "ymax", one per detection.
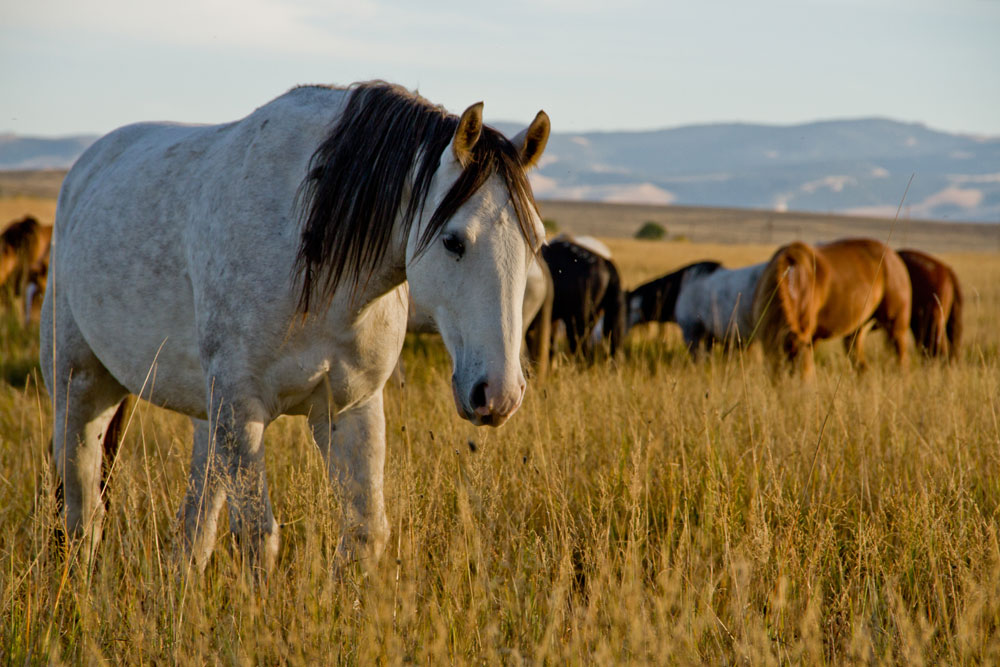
[
  {"xmin": 897, "ymin": 249, "xmax": 962, "ymax": 360},
  {"xmin": 1, "ymin": 216, "xmax": 53, "ymax": 310},
  {"xmin": 752, "ymin": 238, "xmax": 911, "ymax": 377}
]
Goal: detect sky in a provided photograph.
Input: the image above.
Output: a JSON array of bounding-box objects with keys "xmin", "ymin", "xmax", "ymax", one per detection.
[{"xmin": 2, "ymin": 0, "xmax": 999, "ymax": 138}]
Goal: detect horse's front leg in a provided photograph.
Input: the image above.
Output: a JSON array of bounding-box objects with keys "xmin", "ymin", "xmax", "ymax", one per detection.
[
  {"xmin": 681, "ymin": 321, "xmax": 705, "ymax": 361},
  {"xmin": 208, "ymin": 393, "xmax": 279, "ymax": 574},
  {"xmin": 179, "ymin": 419, "xmax": 229, "ymax": 572},
  {"xmin": 309, "ymin": 392, "xmax": 389, "ymax": 571}
]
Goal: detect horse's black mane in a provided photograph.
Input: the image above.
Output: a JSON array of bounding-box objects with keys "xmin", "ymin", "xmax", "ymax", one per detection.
[
  {"xmin": 680, "ymin": 260, "xmax": 723, "ymax": 279},
  {"xmin": 633, "ymin": 261, "xmax": 722, "ymax": 296},
  {"xmin": 294, "ymin": 81, "xmax": 539, "ymax": 312}
]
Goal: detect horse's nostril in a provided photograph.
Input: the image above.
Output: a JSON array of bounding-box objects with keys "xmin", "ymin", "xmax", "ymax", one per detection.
[{"xmin": 470, "ymin": 381, "xmax": 488, "ymax": 411}]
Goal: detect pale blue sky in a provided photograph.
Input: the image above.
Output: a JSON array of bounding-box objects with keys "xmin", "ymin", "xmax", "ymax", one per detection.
[{"xmin": 2, "ymin": 0, "xmax": 998, "ymax": 137}]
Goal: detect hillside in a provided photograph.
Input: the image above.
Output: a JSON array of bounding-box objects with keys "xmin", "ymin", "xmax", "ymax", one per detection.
[
  {"xmin": 512, "ymin": 118, "xmax": 1000, "ymax": 223},
  {"xmin": 5, "ymin": 118, "xmax": 1000, "ymax": 223},
  {"xmin": 4, "ymin": 119, "xmax": 1000, "ymax": 222},
  {"xmin": 2, "ymin": 169, "xmax": 998, "ymax": 254},
  {"xmin": 537, "ymin": 200, "xmax": 1000, "ymax": 255}
]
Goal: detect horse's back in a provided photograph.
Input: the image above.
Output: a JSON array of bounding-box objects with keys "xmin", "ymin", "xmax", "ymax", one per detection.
[
  {"xmin": 898, "ymin": 249, "xmax": 954, "ymax": 305},
  {"xmin": 48, "ymin": 87, "xmax": 352, "ymax": 414},
  {"xmin": 60, "ymin": 86, "xmax": 348, "ymax": 231},
  {"xmin": 812, "ymin": 238, "xmax": 909, "ymax": 337}
]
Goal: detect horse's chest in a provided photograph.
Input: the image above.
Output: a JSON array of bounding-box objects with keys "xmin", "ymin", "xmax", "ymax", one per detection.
[{"xmin": 278, "ymin": 299, "xmax": 407, "ymax": 414}]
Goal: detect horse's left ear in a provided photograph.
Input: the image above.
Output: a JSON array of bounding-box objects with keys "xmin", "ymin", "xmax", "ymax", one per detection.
[
  {"xmin": 512, "ymin": 110, "xmax": 550, "ymax": 169},
  {"xmin": 453, "ymin": 102, "xmax": 484, "ymax": 168}
]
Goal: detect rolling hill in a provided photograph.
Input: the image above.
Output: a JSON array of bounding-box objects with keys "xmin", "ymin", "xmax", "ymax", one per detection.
[{"xmin": 3, "ymin": 118, "xmax": 999, "ymax": 222}]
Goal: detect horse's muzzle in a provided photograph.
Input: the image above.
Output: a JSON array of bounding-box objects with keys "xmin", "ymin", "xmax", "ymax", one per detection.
[{"xmin": 452, "ymin": 374, "xmax": 525, "ymax": 427}]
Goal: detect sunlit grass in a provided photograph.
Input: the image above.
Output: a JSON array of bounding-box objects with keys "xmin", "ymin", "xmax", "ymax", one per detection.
[
  {"xmin": 0, "ymin": 196, "xmax": 56, "ymax": 226},
  {"xmin": 2, "ymin": 240, "xmax": 1000, "ymax": 662}
]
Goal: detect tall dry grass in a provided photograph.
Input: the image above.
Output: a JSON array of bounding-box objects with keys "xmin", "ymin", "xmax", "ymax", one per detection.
[{"xmin": 2, "ymin": 239, "xmax": 999, "ymax": 663}]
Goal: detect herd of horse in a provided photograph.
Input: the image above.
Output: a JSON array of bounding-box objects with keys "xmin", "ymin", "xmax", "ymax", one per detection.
[
  {"xmin": 3, "ymin": 218, "xmax": 963, "ymax": 379},
  {"xmin": 505, "ymin": 233, "xmax": 961, "ymax": 379},
  {"xmin": 0, "ymin": 80, "xmax": 966, "ymax": 577}
]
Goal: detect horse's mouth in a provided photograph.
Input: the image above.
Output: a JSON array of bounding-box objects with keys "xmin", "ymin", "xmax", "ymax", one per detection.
[{"xmin": 450, "ymin": 381, "xmax": 510, "ymax": 427}]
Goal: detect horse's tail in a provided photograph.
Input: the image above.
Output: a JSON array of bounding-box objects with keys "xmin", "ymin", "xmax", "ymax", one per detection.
[
  {"xmin": 753, "ymin": 242, "xmax": 816, "ymax": 354},
  {"xmin": 601, "ymin": 261, "xmax": 626, "ymax": 357},
  {"xmin": 946, "ymin": 267, "xmax": 963, "ymax": 361}
]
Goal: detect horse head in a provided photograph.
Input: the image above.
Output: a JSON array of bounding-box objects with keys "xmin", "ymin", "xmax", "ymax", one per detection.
[{"xmin": 406, "ymin": 103, "xmax": 549, "ymax": 427}]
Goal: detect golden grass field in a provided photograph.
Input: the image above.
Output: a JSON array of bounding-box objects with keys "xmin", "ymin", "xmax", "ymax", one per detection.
[{"xmin": 2, "ymin": 187, "xmax": 1000, "ymax": 663}]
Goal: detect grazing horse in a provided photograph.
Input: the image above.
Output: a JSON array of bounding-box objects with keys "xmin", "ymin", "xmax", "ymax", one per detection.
[
  {"xmin": 43, "ymin": 81, "xmax": 550, "ymax": 572},
  {"xmin": 1, "ymin": 216, "xmax": 52, "ymax": 306},
  {"xmin": 752, "ymin": 238, "xmax": 911, "ymax": 377},
  {"xmin": 897, "ymin": 249, "xmax": 963, "ymax": 359},
  {"xmin": 627, "ymin": 260, "xmax": 766, "ymax": 356},
  {"xmin": 533, "ymin": 237, "xmax": 625, "ymax": 358}
]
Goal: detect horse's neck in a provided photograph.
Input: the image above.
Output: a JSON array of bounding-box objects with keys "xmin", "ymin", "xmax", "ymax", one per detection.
[{"xmin": 335, "ymin": 220, "xmax": 410, "ymax": 320}]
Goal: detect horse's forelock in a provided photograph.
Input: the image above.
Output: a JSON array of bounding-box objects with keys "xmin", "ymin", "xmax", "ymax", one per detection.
[
  {"xmin": 294, "ymin": 83, "xmax": 539, "ymax": 314},
  {"xmin": 415, "ymin": 125, "xmax": 540, "ymax": 258}
]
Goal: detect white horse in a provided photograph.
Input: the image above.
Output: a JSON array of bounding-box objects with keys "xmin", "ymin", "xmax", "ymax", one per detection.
[
  {"xmin": 627, "ymin": 261, "xmax": 766, "ymax": 356},
  {"xmin": 42, "ymin": 81, "xmax": 550, "ymax": 572}
]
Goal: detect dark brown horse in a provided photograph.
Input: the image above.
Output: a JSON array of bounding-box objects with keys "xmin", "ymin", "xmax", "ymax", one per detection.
[
  {"xmin": 752, "ymin": 238, "xmax": 911, "ymax": 377},
  {"xmin": 530, "ymin": 237, "xmax": 626, "ymax": 359},
  {"xmin": 897, "ymin": 249, "xmax": 963, "ymax": 360},
  {"xmin": 1, "ymin": 216, "xmax": 52, "ymax": 316}
]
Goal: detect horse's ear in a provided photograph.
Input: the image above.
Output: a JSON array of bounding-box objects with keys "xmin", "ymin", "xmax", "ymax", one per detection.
[
  {"xmin": 452, "ymin": 102, "xmax": 484, "ymax": 168},
  {"xmin": 511, "ymin": 110, "xmax": 550, "ymax": 169}
]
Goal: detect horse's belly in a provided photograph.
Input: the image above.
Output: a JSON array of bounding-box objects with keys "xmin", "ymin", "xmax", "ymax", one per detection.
[
  {"xmin": 816, "ymin": 291, "xmax": 880, "ymax": 341},
  {"xmin": 75, "ymin": 294, "xmax": 206, "ymax": 414},
  {"xmin": 61, "ymin": 234, "xmax": 207, "ymax": 415}
]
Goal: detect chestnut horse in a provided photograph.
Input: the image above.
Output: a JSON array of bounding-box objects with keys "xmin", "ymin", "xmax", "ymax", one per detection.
[
  {"xmin": 897, "ymin": 249, "xmax": 963, "ymax": 359},
  {"xmin": 752, "ymin": 238, "xmax": 911, "ymax": 377},
  {"xmin": 1, "ymin": 216, "xmax": 52, "ymax": 298}
]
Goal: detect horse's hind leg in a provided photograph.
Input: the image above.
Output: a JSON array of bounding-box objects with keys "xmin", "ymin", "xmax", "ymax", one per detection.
[
  {"xmin": 41, "ymin": 306, "xmax": 128, "ymax": 561},
  {"xmin": 179, "ymin": 419, "xmax": 229, "ymax": 572},
  {"xmin": 843, "ymin": 324, "xmax": 870, "ymax": 371},
  {"xmin": 876, "ymin": 308, "xmax": 910, "ymax": 369},
  {"xmin": 930, "ymin": 299, "xmax": 949, "ymax": 358}
]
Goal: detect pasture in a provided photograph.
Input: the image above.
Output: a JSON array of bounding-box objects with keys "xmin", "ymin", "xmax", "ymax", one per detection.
[{"xmin": 3, "ymin": 190, "xmax": 1000, "ymax": 662}]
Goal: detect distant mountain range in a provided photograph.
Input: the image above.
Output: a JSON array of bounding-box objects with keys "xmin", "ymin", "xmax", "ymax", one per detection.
[
  {"xmin": 0, "ymin": 134, "xmax": 95, "ymax": 171},
  {"xmin": 3, "ymin": 118, "xmax": 999, "ymax": 222}
]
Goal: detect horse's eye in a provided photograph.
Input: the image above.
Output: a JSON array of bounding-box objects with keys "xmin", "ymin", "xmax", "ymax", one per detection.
[{"xmin": 442, "ymin": 234, "xmax": 465, "ymax": 258}]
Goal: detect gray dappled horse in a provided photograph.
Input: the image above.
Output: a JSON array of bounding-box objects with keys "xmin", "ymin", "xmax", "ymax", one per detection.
[{"xmin": 43, "ymin": 81, "xmax": 550, "ymax": 573}]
